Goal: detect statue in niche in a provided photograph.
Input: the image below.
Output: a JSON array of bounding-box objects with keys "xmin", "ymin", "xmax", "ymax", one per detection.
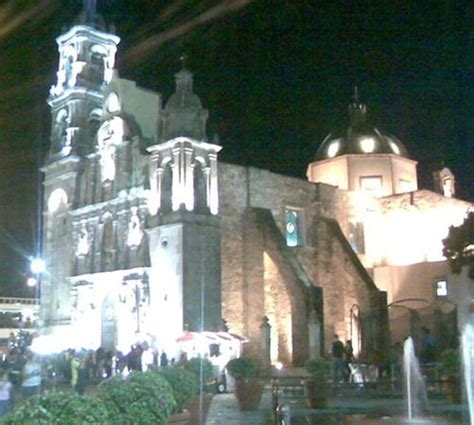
[
  {"xmin": 127, "ymin": 207, "xmax": 143, "ymax": 248},
  {"xmin": 97, "ymin": 117, "xmax": 127, "ymax": 182},
  {"xmin": 76, "ymin": 224, "xmax": 90, "ymax": 256},
  {"xmin": 53, "ymin": 109, "xmax": 69, "ymax": 150},
  {"xmin": 119, "ymin": 280, "xmax": 149, "ymax": 334}
]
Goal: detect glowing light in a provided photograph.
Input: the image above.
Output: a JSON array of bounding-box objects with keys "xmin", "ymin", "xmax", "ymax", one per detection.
[
  {"xmin": 390, "ymin": 141, "xmax": 400, "ymax": 155},
  {"xmin": 275, "ymin": 361, "xmax": 284, "ymax": 370},
  {"xmin": 106, "ymin": 92, "xmax": 121, "ymax": 113},
  {"xmin": 27, "ymin": 277, "xmax": 38, "ymax": 287},
  {"xmin": 360, "ymin": 136, "xmax": 376, "ymax": 153},
  {"xmin": 327, "ymin": 141, "xmax": 340, "ymax": 158},
  {"xmin": 47, "ymin": 188, "xmax": 68, "ymax": 214},
  {"xmin": 30, "ymin": 258, "xmax": 46, "ymax": 274}
]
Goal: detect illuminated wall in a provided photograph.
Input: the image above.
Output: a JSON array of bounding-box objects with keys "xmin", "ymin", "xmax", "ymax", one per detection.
[{"xmin": 307, "ymin": 154, "xmax": 417, "ymax": 197}]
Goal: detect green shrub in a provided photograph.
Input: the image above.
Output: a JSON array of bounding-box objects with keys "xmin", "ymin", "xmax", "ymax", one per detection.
[
  {"xmin": 306, "ymin": 357, "xmax": 331, "ymax": 381},
  {"xmin": 226, "ymin": 357, "xmax": 260, "ymax": 381},
  {"xmin": 3, "ymin": 391, "xmax": 110, "ymax": 425},
  {"xmin": 157, "ymin": 366, "xmax": 199, "ymax": 412},
  {"xmin": 98, "ymin": 372, "xmax": 176, "ymax": 425},
  {"xmin": 183, "ymin": 357, "xmax": 214, "ymax": 383},
  {"xmin": 440, "ymin": 348, "xmax": 460, "ymax": 376}
]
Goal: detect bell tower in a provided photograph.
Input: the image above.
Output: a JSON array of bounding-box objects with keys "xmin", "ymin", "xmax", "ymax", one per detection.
[
  {"xmin": 41, "ymin": 3, "xmax": 120, "ymax": 333},
  {"xmin": 147, "ymin": 64, "xmax": 222, "ymax": 333},
  {"xmin": 48, "ymin": 1, "xmax": 120, "ymax": 158}
]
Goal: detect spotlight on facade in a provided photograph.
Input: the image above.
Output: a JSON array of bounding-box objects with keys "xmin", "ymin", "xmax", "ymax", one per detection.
[
  {"xmin": 27, "ymin": 277, "xmax": 38, "ymax": 287},
  {"xmin": 275, "ymin": 361, "xmax": 284, "ymax": 371},
  {"xmin": 30, "ymin": 258, "xmax": 46, "ymax": 274}
]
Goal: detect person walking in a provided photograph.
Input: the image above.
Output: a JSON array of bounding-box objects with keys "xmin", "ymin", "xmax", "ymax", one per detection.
[
  {"xmin": 0, "ymin": 369, "xmax": 12, "ymax": 418},
  {"xmin": 69, "ymin": 350, "xmax": 81, "ymax": 390},
  {"xmin": 331, "ymin": 335, "xmax": 345, "ymax": 384},
  {"xmin": 344, "ymin": 340, "xmax": 354, "ymax": 382},
  {"xmin": 76, "ymin": 352, "xmax": 93, "ymax": 395},
  {"xmin": 21, "ymin": 352, "xmax": 41, "ymax": 398}
]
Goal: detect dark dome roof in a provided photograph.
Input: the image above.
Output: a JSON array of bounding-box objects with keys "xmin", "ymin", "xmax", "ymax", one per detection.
[
  {"xmin": 315, "ymin": 102, "xmax": 410, "ymax": 161},
  {"xmin": 165, "ymin": 69, "xmax": 202, "ymax": 110}
]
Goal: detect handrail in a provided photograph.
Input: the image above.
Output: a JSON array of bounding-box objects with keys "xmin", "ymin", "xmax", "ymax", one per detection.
[{"xmin": 0, "ymin": 297, "xmax": 39, "ymax": 306}]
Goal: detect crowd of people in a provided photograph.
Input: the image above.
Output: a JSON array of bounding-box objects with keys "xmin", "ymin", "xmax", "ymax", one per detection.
[
  {"xmin": 0, "ymin": 341, "xmax": 177, "ymax": 418},
  {"xmin": 330, "ymin": 327, "xmax": 440, "ymax": 386}
]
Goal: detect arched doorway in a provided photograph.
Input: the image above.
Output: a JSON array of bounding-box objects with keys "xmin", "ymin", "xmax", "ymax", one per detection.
[
  {"xmin": 350, "ymin": 304, "xmax": 362, "ymax": 358},
  {"xmin": 101, "ymin": 295, "xmax": 118, "ymax": 351}
]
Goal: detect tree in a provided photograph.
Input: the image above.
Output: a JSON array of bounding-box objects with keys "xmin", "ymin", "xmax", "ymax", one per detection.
[{"xmin": 443, "ymin": 212, "xmax": 474, "ymax": 279}]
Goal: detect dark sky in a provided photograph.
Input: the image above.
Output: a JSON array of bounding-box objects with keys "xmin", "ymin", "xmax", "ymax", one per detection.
[{"xmin": 0, "ymin": 0, "xmax": 472, "ymax": 296}]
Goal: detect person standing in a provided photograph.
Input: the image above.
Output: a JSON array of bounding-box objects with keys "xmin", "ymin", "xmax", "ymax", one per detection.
[
  {"xmin": 344, "ymin": 340, "xmax": 354, "ymax": 382},
  {"xmin": 160, "ymin": 351, "xmax": 169, "ymax": 368},
  {"xmin": 331, "ymin": 335, "xmax": 345, "ymax": 384},
  {"xmin": 0, "ymin": 369, "xmax": 12, "ymax": 418},
  {"xmin": 69, "ymin": 350, "xmax": 81, "ymax": 389},
  {"xmin": 76, "ymin": 352, "xmax": 93, "ymax": 395},
  {"xmin": 21, "ymin": 352, "xmax": 41, "ymax": 398}
]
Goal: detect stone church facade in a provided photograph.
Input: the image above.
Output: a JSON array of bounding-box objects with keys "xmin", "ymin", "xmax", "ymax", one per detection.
[{"xmin": 39, "ymin": 10, "xmax": 471, "ymax": 364}]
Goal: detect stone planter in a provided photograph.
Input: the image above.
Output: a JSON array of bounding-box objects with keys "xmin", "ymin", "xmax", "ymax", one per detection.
[
  {"xmin": 234, "ymin": 379, "xmax": 264, "ymax": 411},
  {"xmin": 185, "ymin": 394, "xmax": 213, "ymax": 425},
  {"xmin": 167, "ymin": 409, "xmax": 190, "ymax": 425},
  {"xmin": 305, "ymin": 379, "xmax": 330, "ymax": 408},
  {"xmin": 442, "ymin": 375, "xmax": 462, "ymax": 404}
]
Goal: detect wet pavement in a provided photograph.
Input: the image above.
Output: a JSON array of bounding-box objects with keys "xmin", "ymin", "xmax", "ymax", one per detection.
[
  {"xmin": 205, "ymin": 391, "xmax": 274, "ymax": 425},
  {"xmin": 205, "ymin": 387, "xmax": 466, "ymax": 425}
]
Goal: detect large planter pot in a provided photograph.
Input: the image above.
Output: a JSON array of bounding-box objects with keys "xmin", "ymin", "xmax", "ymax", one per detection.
[
  {"xmin": 167, "ymin": 409, "xmax": 190, "ymax": 425},
  {"xmin": 442, "ymin": 375, "xmax": 462, "ymax": 404},
  {"xmin": 234, "ymin": 379, "xmax": 264, "ymax": 411},
  {"xmin": 305, "ymin": 379, "xmax": 331, "ymax": 409},
  {"xmin": 185, "ymin": 394, "xmax": 213, "ymax": 425}
]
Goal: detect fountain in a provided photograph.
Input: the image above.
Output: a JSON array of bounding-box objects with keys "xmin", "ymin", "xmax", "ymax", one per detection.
[
  {"xmin": 462, "ymin": 324, "xmax": 474, "ymax": 425},
  {"xmin": 399, "ymin": 337, "xmax": 431, "ymax": 424},
  {"xmin": 343, "ymin": 337, "xmax": 453, "ymax": 425}
]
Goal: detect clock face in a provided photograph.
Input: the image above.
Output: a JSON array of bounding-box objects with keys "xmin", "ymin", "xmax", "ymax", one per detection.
[
  {"xmin": 48, "ymin": 188, "xmax": 68, "ymax": 213},
  {"xmin": 106, "ymin": 92, "xmax": 120, "ymax": 113},
  {"xmin": 97, "ymin": 116, "xmax": 127, "ymax": 147},
  {"xmin": 286, "ymin": 222, "xmax": 295, "ymax": 234}
]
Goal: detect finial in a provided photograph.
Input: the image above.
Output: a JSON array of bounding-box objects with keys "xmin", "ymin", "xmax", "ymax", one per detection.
[
  {"xmin": 352, "ymin": 85, "xmax": 359, "ymax": 104},
  {"xmin": 84, "ymin": 0, "xmax": 97, "ymax": 18},
  {"xmin": 179, "ymin": 53, "xmax": 188, "ymax": 70}
]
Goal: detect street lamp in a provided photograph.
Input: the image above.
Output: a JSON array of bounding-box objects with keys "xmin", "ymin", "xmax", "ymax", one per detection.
[
  {"xmin": 30, "ymin": 257, "xmax": 46, "ymax": 275},
  {"xmin": 27, "ymin": 277, "xmax": 38, "ymax": 287}
]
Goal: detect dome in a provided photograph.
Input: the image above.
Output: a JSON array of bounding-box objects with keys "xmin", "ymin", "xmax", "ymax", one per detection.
[
  {"xmin": 165, "ymin": 69, "xmax": 203, "ymax": 110},
  {"xmin": 315, "ymin": 101, "xmax": 409, "ymax": 161}
]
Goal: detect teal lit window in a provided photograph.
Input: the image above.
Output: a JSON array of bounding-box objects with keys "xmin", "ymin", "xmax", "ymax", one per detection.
[
  {"xmin": 285, "ymin": 208, "xmax": 303, "ymax": 247},
  {"xmin": 435, "ymin": 279, "xmax": 448, "ymax": 297}
]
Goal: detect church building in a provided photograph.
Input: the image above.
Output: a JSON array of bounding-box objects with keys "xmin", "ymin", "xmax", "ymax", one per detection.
[{"xmin": 38, "ymin": 8, "xmax": 472, "ymax": 365}]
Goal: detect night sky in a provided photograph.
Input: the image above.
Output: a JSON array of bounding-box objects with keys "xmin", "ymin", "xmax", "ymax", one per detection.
[{"xmin": 0, "ymin": 0, "xmax": 472, "ymax": 296}]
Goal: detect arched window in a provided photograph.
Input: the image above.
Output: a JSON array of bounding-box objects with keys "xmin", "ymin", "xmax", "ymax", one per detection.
[
  {"xmin": 193, "ymin": 160, "xmax": 207, "ymax": 213},
  {"xmin": 101, "ymin": 213, "xmax": 115, "ymax": 271}
]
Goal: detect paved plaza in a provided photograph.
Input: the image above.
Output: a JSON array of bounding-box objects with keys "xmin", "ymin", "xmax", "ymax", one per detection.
[{"xmin": 205, "ymin": 385, "xmax": 467, "ymax": 425}]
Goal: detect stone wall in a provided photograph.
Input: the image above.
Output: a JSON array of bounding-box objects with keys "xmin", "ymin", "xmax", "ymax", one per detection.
[{"xmin": 218, "ymin": 162, "xmax": 384, "ymax": 359}]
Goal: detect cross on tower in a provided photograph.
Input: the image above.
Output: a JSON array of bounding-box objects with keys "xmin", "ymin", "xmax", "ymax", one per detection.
[
  {"xmin": 353, "ymin": 85, "xmax": 360, "ymax": 104},
  {"xmin": 180, "ymin": 53, "xmax": 189, "ymax": 69},
  {"xmin": 84, "ymin": 0, "xmax": 97, "ymax": 21}
]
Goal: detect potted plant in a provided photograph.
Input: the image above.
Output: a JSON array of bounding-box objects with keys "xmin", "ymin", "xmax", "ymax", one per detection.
[
  {"xmin": 3, "ymin": 391, "xmax": 111, "ymax": 424},
  {"xmin": 183, "ymin": 357, "xmax": 215, "ymax": 425},
  {"xmin": 440, "ymin": 348, "xmax": 461, "ymax": 404},
  {"xmin": 305, "ymin": 357, "xmax": 332, "ymax": 408},
  {"xmin": 158, "ymin": 366, "xmax": 199, "ymax": 424},
  {"xmin": 98, "ymin": 372, "xmax": 176, "ymax": 424},
  {"xmin": 226, "ymin": 356, "xmax": 264, "ymax": 411}
]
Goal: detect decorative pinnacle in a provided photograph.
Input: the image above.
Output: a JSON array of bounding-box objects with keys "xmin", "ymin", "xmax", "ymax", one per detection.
[
  {"xmin": 179, "ymin": 53, "xmax": 188, "ymax": 69},
  {"xmin": 352, "ymin": 85, "xmax": 360, "ymax": 104},
  {"xmin": 84, "ymin": 0, "xmax": 97, "ymax": 16}
]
